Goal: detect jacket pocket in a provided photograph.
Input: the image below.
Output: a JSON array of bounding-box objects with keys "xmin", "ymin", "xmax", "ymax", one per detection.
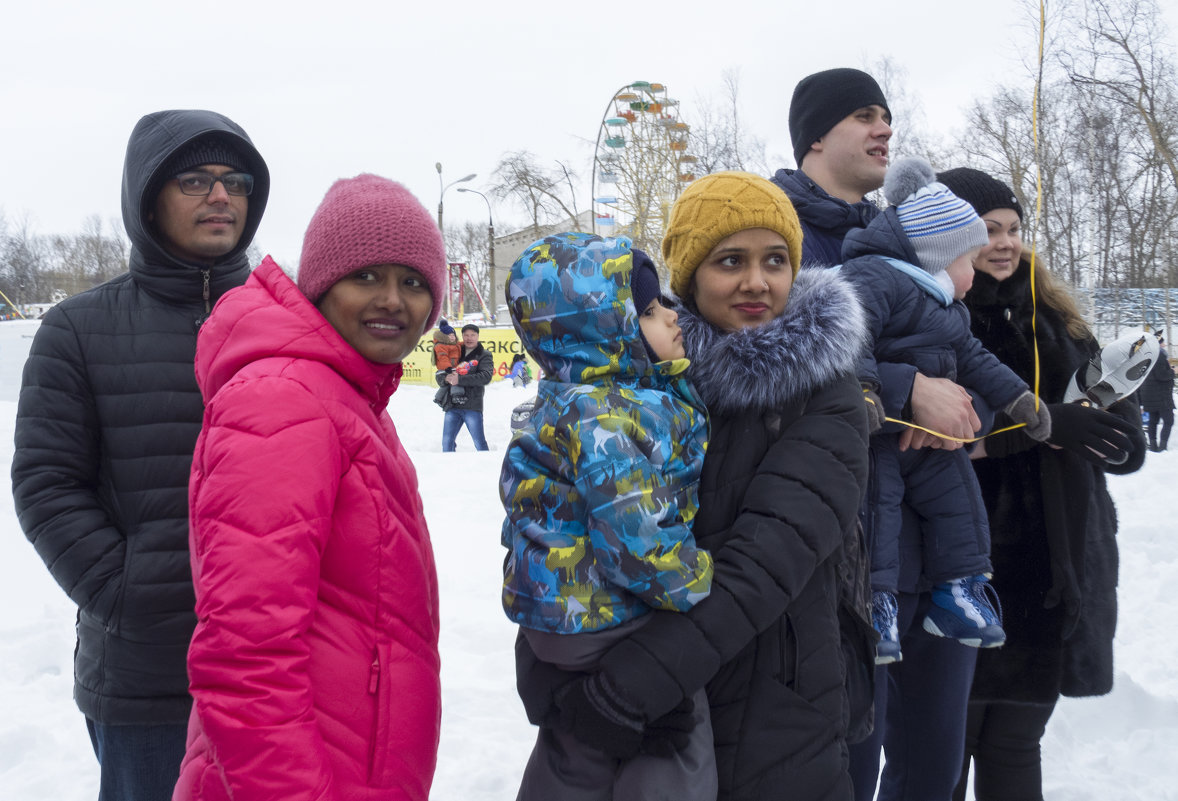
[
  {"xmin": 776, "ymin": 615, "xmax": 798, "ymax": 692},
  {"xmin": 367, "ymin": 645, "xmax": 390, "ymax": 785}
]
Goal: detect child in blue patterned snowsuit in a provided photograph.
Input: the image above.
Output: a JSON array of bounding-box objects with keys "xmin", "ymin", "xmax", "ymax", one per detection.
[{"xmin": 500, "ymin": 233, "xmax": 715, "ymax": 800}]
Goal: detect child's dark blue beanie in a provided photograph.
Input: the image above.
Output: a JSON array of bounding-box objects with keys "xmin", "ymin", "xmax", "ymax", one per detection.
[{"xmin": 630, "ymin": 248, "xmax": 661, "ymax": 312}]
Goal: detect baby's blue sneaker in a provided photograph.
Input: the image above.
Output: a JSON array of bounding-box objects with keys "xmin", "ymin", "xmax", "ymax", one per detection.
[
  {"xmin": 923, "ymin": 575, "xmax": 1006, "ymax": 648},
  {"xmin": 872, "ymin": 590, "xmax": 902, "ymax": 664}
]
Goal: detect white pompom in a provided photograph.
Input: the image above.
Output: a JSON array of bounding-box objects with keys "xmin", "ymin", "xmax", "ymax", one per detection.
[{"xmin": 884, "ymin": 157, "xmax": 937, "ymax": 206}]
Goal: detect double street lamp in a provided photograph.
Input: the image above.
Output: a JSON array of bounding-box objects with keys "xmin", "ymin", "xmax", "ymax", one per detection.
[
  {"xmin": 436, "ymin": 162, "xmax": 476, "ymax": 320},
  {"xmin": 435, "ymin": 162, "xmax": 476, "ymax": 235},
  {"xmin": 457, "ymin": 186, "xmax": 496, "ymax": 279}
]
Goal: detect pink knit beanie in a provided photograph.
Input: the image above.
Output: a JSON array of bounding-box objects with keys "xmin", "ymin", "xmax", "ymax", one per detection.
[{"xmin": 298, "ymin": 174, "xmax": 447, "ymax": 328}]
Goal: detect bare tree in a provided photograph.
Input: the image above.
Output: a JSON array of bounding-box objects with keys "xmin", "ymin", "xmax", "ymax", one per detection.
[
  {"xmin": 443, "ymin": 220, "xmax": 496, "ymax": 316},
  {"xmin": 688, "ymin": 69, "xmax": 767, "ymax": 175},
  {"xmin": 1062, "ymin": 0, "xmax": 1178, "ymax": 191},
  {"xmin": 489, "ymin": 151, "xmax": 581, "ymax": 238},
  {"xmin": 951, "ymin": 0, "xmax": 1178, "ymax": 295},
  {"xmin": 1054, "ymin": 0, "xmax": 1178, "ymax": 289},
  {"xmin": 868, "ymin": 56, "xmax": 948, "ymax": 167},
  {"xmin": 0, "ymin": 215, "xmax": 52, "ymax": 306}
]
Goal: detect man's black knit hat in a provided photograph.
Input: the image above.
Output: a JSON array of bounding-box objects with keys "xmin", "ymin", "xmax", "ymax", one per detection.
[
  {"xmin": 161, "ymin": 133, "xmax": 250, "ymax": 178},
  {"xmin": 149, "ymin": 133, "xmax": 252, "ymax": 206},
  {"xmin": 937, "ymin": 167, "xmax": 1024, "ymax": 221},
  {"xmin": 789, "ymin": 68, "xmax": 890, "ymax": 168}
]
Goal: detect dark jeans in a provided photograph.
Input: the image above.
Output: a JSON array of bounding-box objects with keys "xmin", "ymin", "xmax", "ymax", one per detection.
[
  {"xmin": 443, "ymin": 408, "xmax": 489, "ymax": 451},
  {"xmin": 86, "ymin": 718, "xmax": 187, "ymax": 801},
  {"xmin": 849, "ymin": 591, "xmax": 978, "ymax": 801},
  {"xmin": 1146, "ymin": 404, "xmax": 1173, "ymax": 449},
  {"xmin": 953, "ymin": 699, "xmax": 1057, "ymax": 801}
]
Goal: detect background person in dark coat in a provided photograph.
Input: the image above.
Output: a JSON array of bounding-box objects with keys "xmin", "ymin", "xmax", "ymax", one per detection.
[
  {"xmin": 937, "ymin": 167, "xmax": 1145, "ymax": 801},
  {"xmin": 1139, "ymin": 332, "xmax": 1174, "ymax": 451},
  {"xmin": 515, "ymin": 172, "xmax": 871, "ymax": 800},
  {"xmin": 437, "ymin": 322, "xmax": 493, "ymax": 451},
  {"xmin": 11, "ymin": 109, "xmax": 269, "ymax": 801}
]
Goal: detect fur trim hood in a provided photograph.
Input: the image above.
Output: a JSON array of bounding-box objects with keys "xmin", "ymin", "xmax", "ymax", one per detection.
[{"xmin": 679, "ymin": 266, "xmax": 867, "ymax": 414}]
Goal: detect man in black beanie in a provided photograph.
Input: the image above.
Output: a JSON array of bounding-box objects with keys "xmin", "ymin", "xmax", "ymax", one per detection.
[
  {"xmin": 13, "ymin": 110, "xmax": 269, "ymax": 801},
  {"xmin": 773, "ymin": 68, "xmax": 980, "ymax": 445},
  {"xmin": 771, "ymin": 67, "xmax": 892, "ymax": 268}
]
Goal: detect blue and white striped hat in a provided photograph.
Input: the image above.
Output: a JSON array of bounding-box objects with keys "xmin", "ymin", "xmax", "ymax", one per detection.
[{"xmin": 885, "ymin": 157, "xmax": 988, "ymax": 274}]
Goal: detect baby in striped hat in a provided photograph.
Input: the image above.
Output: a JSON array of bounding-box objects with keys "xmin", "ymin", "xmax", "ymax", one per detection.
[{"xmin": 837, "ymin": 156, "xmax": 1052, "ymax": 665}]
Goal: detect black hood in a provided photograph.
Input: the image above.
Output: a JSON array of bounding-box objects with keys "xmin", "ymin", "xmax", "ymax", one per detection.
[{"xmin": 121, "ymin": 109, "xmax": 270, "ymax": 302}]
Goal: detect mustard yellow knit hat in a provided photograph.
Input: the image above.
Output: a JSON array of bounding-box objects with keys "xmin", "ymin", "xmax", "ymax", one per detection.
[{"xmin": 663, "ymin": 171, "xmax": 803, "ymax": 298}]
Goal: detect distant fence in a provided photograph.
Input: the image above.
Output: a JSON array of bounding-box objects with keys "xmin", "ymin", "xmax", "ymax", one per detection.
[{"xmin": 1074, "ymin": 287, "xmax": 1178, "ymax": 344}]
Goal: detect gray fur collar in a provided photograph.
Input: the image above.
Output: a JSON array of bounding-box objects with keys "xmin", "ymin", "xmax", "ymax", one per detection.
[{"xmin": 679, "ymin": 267, "xmax": 866, "ymax": 414}]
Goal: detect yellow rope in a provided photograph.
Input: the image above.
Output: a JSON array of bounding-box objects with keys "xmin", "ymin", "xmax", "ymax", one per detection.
[
  {"xmin": 864, "ymin": 392, "xmax": 1026, "ymax": 444},
  {"xmin": 858, "ymin": 8, "xmax": 1049, "ymax": 447},
  {"xmin": 1028, "ymin": 0, "xmax": 1046, "ymax": 410},
  {"xmin": 866, "ymin": 4, "xmax": 1048, "ymax": 445}
]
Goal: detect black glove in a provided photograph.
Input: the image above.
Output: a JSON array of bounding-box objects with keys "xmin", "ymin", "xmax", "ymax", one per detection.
[
  {"xmin": 514, "ymin": 631, "xmax": 584, "ymax": 728},
  {"xmin": 1047, "ymin": 402, "xmax": 1137, "ymax": 465},
  {"xmin": 863, "ymin": 387, "xmax": 886, "ymax": 434},
  {"xmin": 639, "ymin": 696, "xmax": 697, "ymax": 757},
  {"xmin": 555, "ymin": 672, "xmax": 645, "ymax": 759},
  {"xmin": 1005, "ymin": 391, "xmax": 1052, "ymax": 441}
]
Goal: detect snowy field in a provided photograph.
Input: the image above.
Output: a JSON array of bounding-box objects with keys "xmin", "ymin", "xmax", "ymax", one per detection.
[{"xmin": 2, "ymin": 317, "xmax": 1177, "ymax": 799}]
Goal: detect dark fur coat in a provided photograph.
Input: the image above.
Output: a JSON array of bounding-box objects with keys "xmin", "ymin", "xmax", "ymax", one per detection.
[{"xmin": 965, "ymin": 257, "xmax": 1145, "ymax": 702}]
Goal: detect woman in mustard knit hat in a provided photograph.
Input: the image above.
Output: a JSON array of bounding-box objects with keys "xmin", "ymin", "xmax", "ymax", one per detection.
[{"xmin": 516, "ymin": 171, "xmax": 875, "ymax": 800}]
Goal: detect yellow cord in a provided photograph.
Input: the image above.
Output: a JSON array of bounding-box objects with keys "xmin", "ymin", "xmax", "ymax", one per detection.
[
  {"xmin": 1029, "ymin": 0, "xmax": 1045, "ymax": 410},
  {"xmin": 863, "ymin": 393, "xmax": 1026, "ymax": 444},
  {"xmin": 860, "ymin": 8, "xmax": 1048, "ymax": 446}
]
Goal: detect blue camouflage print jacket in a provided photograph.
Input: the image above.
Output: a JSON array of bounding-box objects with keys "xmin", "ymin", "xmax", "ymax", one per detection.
[{"xmin": 500, "ymin": 233, "xmax": 713, "ymax": 634}]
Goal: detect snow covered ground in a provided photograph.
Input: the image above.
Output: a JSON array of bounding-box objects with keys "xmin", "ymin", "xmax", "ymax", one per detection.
[{"xmin": 2, "ymin": 317, "xmax": 1177, "ymax": 799}]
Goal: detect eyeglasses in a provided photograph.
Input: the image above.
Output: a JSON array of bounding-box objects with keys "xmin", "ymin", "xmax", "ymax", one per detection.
[{"xmin": 174, "ymin": 171, "xmax": 254, "ymax": 197}]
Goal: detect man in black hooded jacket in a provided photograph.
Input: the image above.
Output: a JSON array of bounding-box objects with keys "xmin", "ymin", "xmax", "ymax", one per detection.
[{"xmin": 12, "ymin": 109, "xmax": 269, "ymax": 801}]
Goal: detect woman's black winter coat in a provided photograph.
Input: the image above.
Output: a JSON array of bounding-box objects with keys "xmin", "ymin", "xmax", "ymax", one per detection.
[
  {"xmin": 964, "ymin": 257, "xmax": 1145, "ymax": 703},
  {"xmin": 517, "ymin": 267, "xmax": 872, "ymax": 800}
]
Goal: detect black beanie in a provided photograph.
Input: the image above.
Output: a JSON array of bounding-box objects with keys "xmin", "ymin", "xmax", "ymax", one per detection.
[
  {"xmin": 789, "ymin": 68, "xmax": 890, "ymax": 168},
  {"xmin": 161, "ymin": 133, "xmax": 250, "ymax": 178},
  {"xmin": 630, "ymin": 247, "xmax": 660, "ymax": 313},
  {"xmin": 936, "ymin": 167, "xmax": 1024, "ymax": 221}
]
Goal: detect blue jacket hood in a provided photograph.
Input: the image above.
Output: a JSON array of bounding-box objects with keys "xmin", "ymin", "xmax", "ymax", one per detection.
[{"xmin": 507, "ymin": 233, "xmax": 674, "ymax": 385}]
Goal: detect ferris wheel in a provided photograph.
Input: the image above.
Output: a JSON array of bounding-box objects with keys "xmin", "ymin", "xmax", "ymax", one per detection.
[{"xmin": 591, "ymin": 81, "xmax": 698, "ymax": 265}]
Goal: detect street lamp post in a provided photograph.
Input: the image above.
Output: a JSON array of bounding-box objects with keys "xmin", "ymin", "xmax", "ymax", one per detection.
[
  {"xmin": 435, "ymin": 162, "xmax": 476, "ymax": 237},
  {"xmin": 435, "ymin": 163, "xmax": 476, "ymax": 319},
  {"xmin": 457, "ymin": 186, "xmax": 495, "ymax": 276}
]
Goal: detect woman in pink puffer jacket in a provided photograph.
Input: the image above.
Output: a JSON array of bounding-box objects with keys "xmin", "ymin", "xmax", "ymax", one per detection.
[{"xmin": 174, "ymin": 174, "xmax": 446, "ymax": 801}]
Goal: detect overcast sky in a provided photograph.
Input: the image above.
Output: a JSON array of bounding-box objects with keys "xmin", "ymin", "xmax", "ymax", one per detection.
[{"xmin": 3, "ymin": 0, "xmax": 1176, "ymax": 267}]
